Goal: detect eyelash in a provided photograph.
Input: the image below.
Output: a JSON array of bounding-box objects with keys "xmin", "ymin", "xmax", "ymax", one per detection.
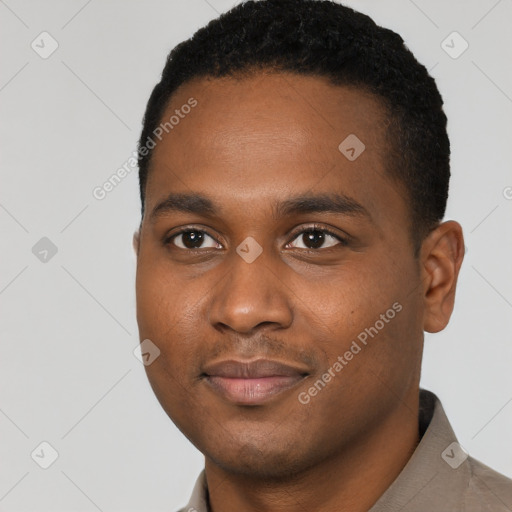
[{"xmin": 164, "ymin": 223, "xmax": 348, "ymax": 252}]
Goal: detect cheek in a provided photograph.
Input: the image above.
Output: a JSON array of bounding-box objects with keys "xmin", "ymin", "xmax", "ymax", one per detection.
[
  {"xmin": 136, "ymin": 254, "xmax": 184, "ymax": 333},
  {"xmin": 135, "ymin": 255, "xmax": 211, "ymax": 366},
  {"xmin": 135, "ymin": 276, "xmax": 167, "ymax": 340},
  {"xmin": 298, "ymin": 260, "xmax": 396, "ymax": 334},
  {"xmin": 135, "ymin": 264, "xmax": 189, "ymax": 385},
  {"xmin": 136, "ymin": 265, "xmax": 203, "ymax": 425},
  {"xmin": 306, "ymin": 255, "xmax": 420, "ymax": 371}
]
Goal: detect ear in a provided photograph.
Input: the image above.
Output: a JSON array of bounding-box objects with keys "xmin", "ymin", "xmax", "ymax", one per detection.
[
  {"xmin": 133, "ymin": 229, "xmax": 140, "ymax": 256},
  {"xmin": 420, "ymin": 221, "xmax": 465, "ymax": 333}
]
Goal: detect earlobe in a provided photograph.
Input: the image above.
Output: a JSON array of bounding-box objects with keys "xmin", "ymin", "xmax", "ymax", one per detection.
[
  {"xmin": 133, "ymin": 230, "xmax": 140, "ymax": 256},
  {"xmin": 421, "ymin": 221, "xmax": 465, "ymax": 333}
]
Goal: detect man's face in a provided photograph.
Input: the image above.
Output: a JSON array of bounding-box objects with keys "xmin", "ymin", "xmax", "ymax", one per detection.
[{"xmin": 135, "ymin": 72, "xmax": 426, "ymax": 477}]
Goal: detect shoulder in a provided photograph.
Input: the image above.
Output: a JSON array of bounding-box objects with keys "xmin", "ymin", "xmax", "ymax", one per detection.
[{"xmin": 465, "ymin": 455, "xmax": 512, "ymax": 510}]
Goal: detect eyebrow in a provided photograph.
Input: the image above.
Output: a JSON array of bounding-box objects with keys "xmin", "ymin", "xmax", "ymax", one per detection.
[{"xmin": 149, "ymin": 192, "xmax": 371, "ymax": 223}]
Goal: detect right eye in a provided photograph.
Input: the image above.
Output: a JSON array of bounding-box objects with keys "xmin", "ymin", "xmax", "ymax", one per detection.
[{"xmin": 165, "ymin": 229, "xmax": 222, "ymax": 250}]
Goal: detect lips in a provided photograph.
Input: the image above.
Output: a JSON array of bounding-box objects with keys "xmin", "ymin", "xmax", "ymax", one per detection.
[{"xmin": 202, "ymin": 359, "xmax": 309, "ymax": 405}]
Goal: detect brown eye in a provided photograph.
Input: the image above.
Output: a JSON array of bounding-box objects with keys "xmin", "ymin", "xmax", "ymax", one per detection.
[
  {"xmin": 168, "ymin": 230, "xmax": 220, "ymax": 250},
  {"xmin": 287, "ymin": 227, "xmax": 346, "ymax": 250}
]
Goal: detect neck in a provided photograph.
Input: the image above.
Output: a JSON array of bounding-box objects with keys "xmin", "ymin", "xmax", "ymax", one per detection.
[{"xmin": 205, "ymin": 389, "xmax": 420, "ymax": 512}]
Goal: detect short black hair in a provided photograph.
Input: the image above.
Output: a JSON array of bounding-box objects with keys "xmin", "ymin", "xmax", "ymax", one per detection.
[{"xmin": 138, "ymin": 0, "xmax": 450, "ymax": 250}]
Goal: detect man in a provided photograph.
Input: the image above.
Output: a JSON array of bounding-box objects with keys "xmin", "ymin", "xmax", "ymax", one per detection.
[{"xmin": 132, "ymin": 0, "xmax": 512, "ymax": 510}]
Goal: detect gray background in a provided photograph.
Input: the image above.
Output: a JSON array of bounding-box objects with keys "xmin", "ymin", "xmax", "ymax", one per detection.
[{"xmin": 0, "ymin": 0, "xmax": 511, "ymax": 510}]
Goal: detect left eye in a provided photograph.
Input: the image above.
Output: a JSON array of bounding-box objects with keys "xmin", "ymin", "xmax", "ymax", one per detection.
[{"xmin": 287, "ymin": 228, "xmax": 345, "ymax": 250}]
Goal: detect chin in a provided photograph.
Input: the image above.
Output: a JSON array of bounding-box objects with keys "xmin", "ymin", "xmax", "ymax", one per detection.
[{"xmin": 204, "ymin": 435, "xmax": 318, "ymax": 481}]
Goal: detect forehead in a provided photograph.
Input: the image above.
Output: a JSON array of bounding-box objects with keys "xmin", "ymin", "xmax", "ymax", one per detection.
[
  {"xmin": 145, "ymin": 72, "xmax": 405, "ymax": 227},
  {"xmin": 151, "ymin": 72, "xmax": 387, "ymax": 163}
]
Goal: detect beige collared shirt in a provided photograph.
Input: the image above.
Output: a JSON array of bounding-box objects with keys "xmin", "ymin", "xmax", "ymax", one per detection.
[{"xmin": 179, "ymin": 389, "xmax": 512, "ymax": 511}]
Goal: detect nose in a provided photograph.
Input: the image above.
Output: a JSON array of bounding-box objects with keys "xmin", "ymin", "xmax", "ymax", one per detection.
[{"xmin": 208, "ymin": 249, "xmax": 293, "ymax": 334}]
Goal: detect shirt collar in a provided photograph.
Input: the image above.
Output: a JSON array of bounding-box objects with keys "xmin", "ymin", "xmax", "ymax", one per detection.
[{"xmin": 368, "ymin": 388, "xmax": 469, "ymax": 510}]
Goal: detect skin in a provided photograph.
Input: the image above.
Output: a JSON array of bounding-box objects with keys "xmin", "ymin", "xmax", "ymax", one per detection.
[{"xmin": 133, "ymin": 71, "xmax": 464, "ymax": 512}]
